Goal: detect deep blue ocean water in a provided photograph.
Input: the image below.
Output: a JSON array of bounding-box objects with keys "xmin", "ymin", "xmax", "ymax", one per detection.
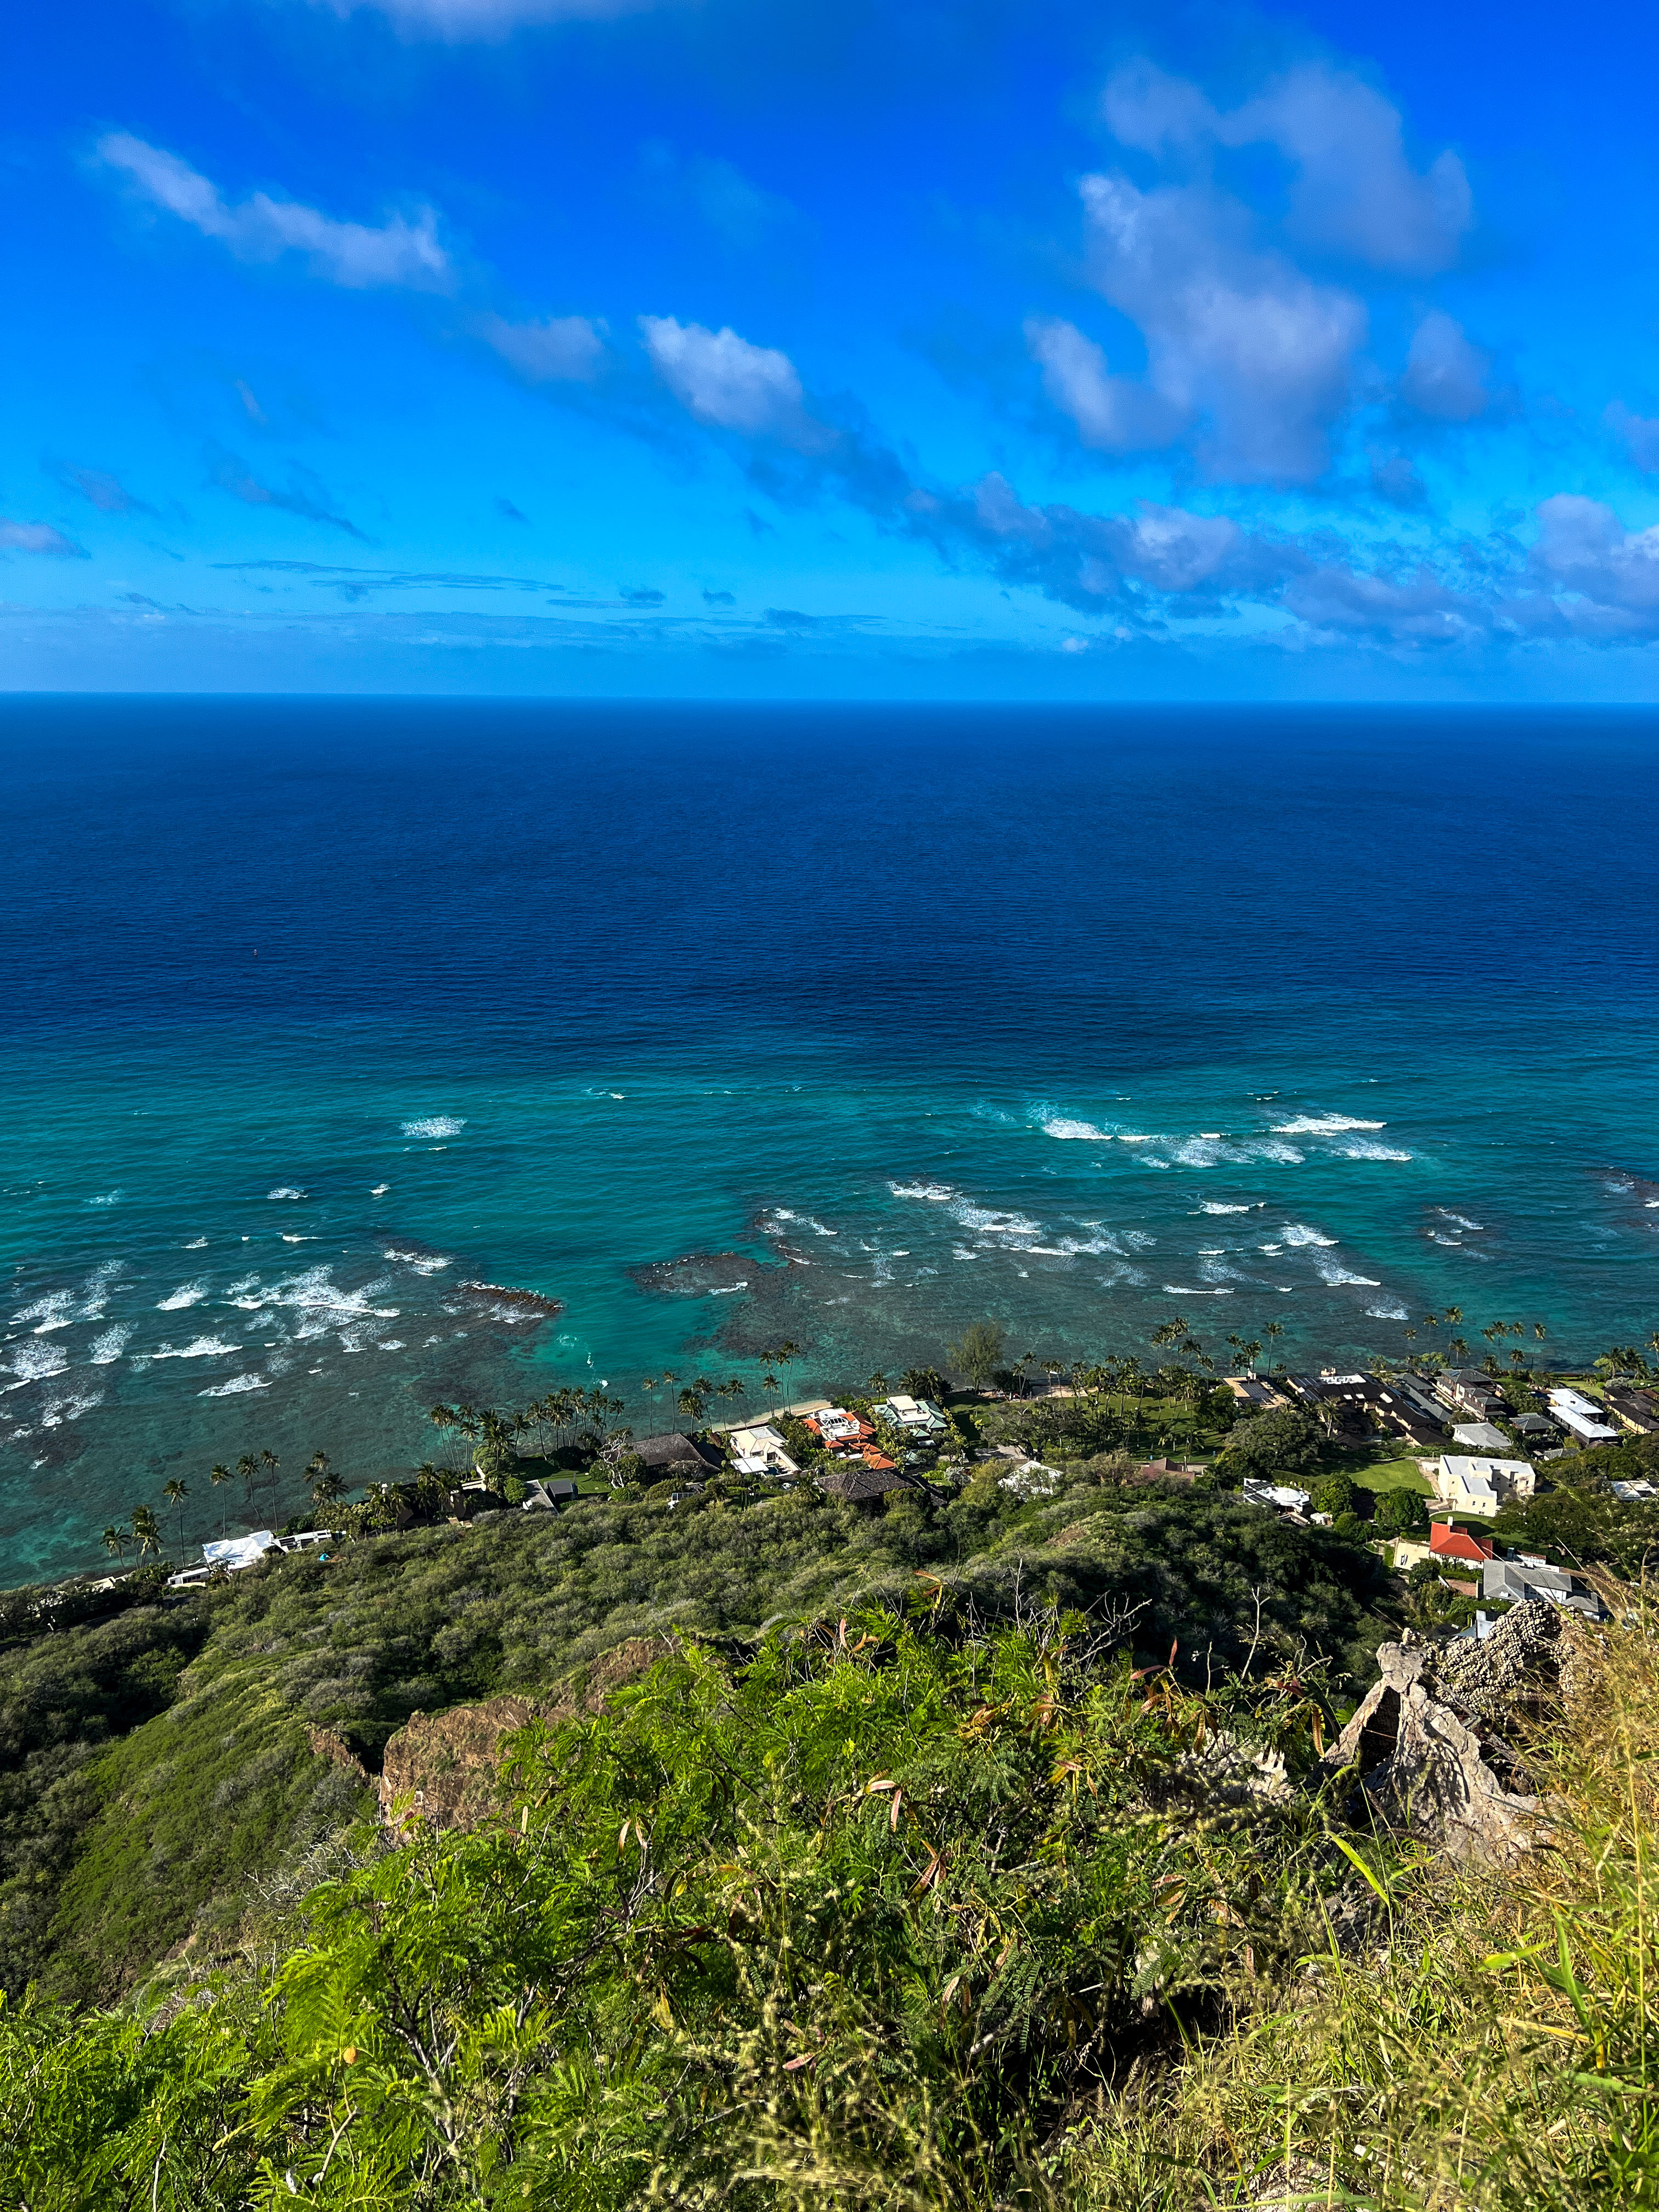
[{"xmin": 3, "ymin": 697, "xmax": 1657, "ymax": 1583}]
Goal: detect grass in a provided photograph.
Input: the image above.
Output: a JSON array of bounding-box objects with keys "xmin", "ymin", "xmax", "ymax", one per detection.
[{"xmin": 1345, "ymin": 1447, "xmax": 1435, "ymax": 1496}]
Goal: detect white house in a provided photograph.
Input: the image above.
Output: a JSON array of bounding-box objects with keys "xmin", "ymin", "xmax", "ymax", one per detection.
[
  {"xmin": 726, "ymin": 1423, "xmax": 800, "ymax": 1476},
  {"xmin": 1434, "ymin": 1454, "xmax": 1536, "ymax": 1516},
  {"xmin": 1243, "ymin": 1479, "xmax": 1311, "ymax": 1515},
  {"xmin": 877, "ymin": 1394, "xmax": 946, "ymax": 1434},
  {"xmin": 1547, "ymin": 1389, "xmax": 1620, "ymax": 1445}
]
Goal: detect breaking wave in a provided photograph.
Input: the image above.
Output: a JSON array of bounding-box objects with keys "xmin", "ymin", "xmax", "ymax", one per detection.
[
  {"xmin": 198, "ymin": 1374, "xmax": 270, "ymax": 1397},
  {"xmin": 1280, "ymin": 1223, "xmax": 1338, "ymax": 1248},
  {"xmin": 157, "ymin": 1280, "xmax": 208, "ymax": 1310},
  {"xmin": 1272, "ymin": 1114, "xmax": 1386, "ymax": 1135},
  {"xmin": 402, "ymin": 1116, "xmax": 466, "ymax": 1139}
]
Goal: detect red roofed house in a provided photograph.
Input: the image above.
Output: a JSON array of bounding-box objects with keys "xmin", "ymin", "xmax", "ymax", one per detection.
[
  {"xmin": 805, "ymin": 1407, "xmax": 875, "ymax": 1449},
  {"xmin": 1430, "ymin": 1520, "xmax": 1496, "ymax": 1567}
]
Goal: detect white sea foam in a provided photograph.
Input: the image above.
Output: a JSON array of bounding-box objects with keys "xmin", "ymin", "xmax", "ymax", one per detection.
[
  {"xmin": 268, "ymin": 1186, "xmax": 306, "ymax": 1200},
  {"xmin": 41, "ymin": 1390, "xmax": 104, "ymax": 1427},
  {"xmin": 1272, "ymin": 1114, "xmax": 1386, "ymax": 1135},
  {"xmin": 198, "ymin": 1374, "xmax": 269, "ymax": 1397},
  {"xmin": 2, "ymin": 1342, "xmax": 70, "ymax": 1390},
  {"xmin": 1254, "ymin": 1140, "xmax": 1305, "ymax": 1165},
  {"xmin": 376, "ymin": 1339, "xmax": 405, "ymax": 1351},
  {"xmin": 88, "ymin": 1325, "xmax": 132, "ymax": 1364},
  {"xmin": 1366, "ymin": 1301, "xmax": 1409, "ymax": 1320},
  {"xmin": 1122, "ymin": 1230, "xmax": 1156, "ymax": 1250},
  {"xmin": 1041, "ymin": 1117, "xmax": 1113, "ymax": 1141},
  {"xmin": 1116, "ymin": 1134, "xmax": 1153, "ymax": 1144},
  {"xmin": 152, "ymin": 1336, "xmax": 241, "ymax": 1359},
  {"xmin": 1316, "ymin": 1262, "xmax": 1381, "ymax": 1286},
  {"xmin": 87, "ymin": 1190, "xmax": 122, "ymax": 1206},
  {"xmin": 1161, "ymin": 1285, "xmax": 1234, "ymax": 1295},
  {"xmin": 384, "ymin": 1248, "xmax": 453, "ymax": 1275},
  {"xmin": 951, "ymin": 1246, "xmax": 979, "ymax": 1260},
  {"xmin": 183, "ymin": 1235, "xmax": 208, "ymax": 1249},
  {"xmin": 889, "ymin": 1181, "xmax": 955, "ymax": 1201},
  {"xmin": 372, "ymin": 1183, "xmax": 390, "ymax": 1195},
  {"xmin": 157, "ymin": 1280, "xmax": 208, "ymax": 1311},
  {"xmin": 1200, "ymin": 1202, "xmax": 1254, "ymax": 1214},
  {"xmin": 1173, "ymin": 1138, "xmax": 1228, "ymax": 1167},
  {"xmin": 1280, "ymin": 1223, "xmax": 1338, "ymax": 1248},
  {"xmin": 1438, "ymin": 1211, "xmax": 1485, "ymax": 1231},
  {"xmin": 1340, "ymin": 1141, "xmax": 1413, "ymax": 1161},
  {"xmin": 948, "ymin": 1198, "xmax": 1042, "ymax": 1239},
  {"xmin": 21, "ymin": 1293, "xmax": 76, "ymax": 1333},
  {"xmin": 708, "ymin": 1283, "xmax": 748, "ymax": 1295},
  {"xmin": 402, "ymin": 1116, "xmax": 465, "ymax": 1139}
]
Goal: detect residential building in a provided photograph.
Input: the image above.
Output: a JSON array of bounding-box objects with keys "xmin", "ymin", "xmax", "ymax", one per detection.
[
  {"xmin": 635, "ymin": 1432, "xmax": 725, "ymax": 1479},
  {"xmin": 1226, "ymin": 1376, "xmax": 1287, "ymax": 1409},
  {"xmin": 805, "ymin": 1406, "xmax": 873, "ymax": 1448},
  {"xmin": 1283, "ymin": 1371, "xmax": 1446, "ymax": 1444},
  {"xmin": 876, "ymin": 1393, "xmax": 946, "ymax": 1434},
  {"xmin": 1429, "ymin": 1520, "xmax": 1496, "ymax": 1567},
  {"xmin": 1611, "ymin": 1478, "xmax": 1657, "ymax": 1502},
  {"xmin": 1434, "ymin": 1453, "xmax": 1536, "ymax": 1516},
  {"xmin": 1436, "ymin": 1369, "xmax": 1507, "ymax": 1420},
  {"xmin": 1452, "ymin": 1421, "xmax": 1513, "ymax": 1453},
  {"xmin": 1389, "ymin": 1537, "xmax": 1435, "ymax": 1571},
  {"xmin": 1546, "ymin": 1389, "xmax": 1620, "ymax": 1446},
  {"xmin": 1483, "ymin": 1558, "xmax": 1604, "ymax": 1618},
  {"xmin": 1242, "ymin": 1478, "xmax": 1311, "ymax": 1515},
  {"xmin": 726, "ymin": 1423, "xmax": 800, "ymax": 1476},
  {"xmin": 817, "ymin": 1464, "xmax": 913, "ymax": 1504},
  {"xmin": 1604, "ymin": 1383, "xmax": 1659, "ymax": 1434}
]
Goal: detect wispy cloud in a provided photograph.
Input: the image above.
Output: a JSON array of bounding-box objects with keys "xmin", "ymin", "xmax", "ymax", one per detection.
[
  {"xmin": 98, "ymin": 134, "xmax": 451, "ymax": 291},
  {"xmin": 639, "ymin": 317, "xmax": 825, "ymax": 447},
  {"xmin": 204, "ymin": 445, "xmax": 367, "ymax": 539},
  {"xmin": 0, "ymin": 518, "xmax": 88, "ymax": 557},
  {"xmin": 45, "ymin": 461, "xmax": 156, "ymax": 516},
  {"xmin": 477, "ymin": 312, "xmax": 607, "ymax": 383},
  {"xmin": 311, "ymin": 0, "xmax": 658, "ymax": 40}
]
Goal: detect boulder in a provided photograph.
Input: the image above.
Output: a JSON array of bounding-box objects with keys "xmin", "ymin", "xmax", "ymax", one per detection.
[{"xmin": 1323, "ymin": 1603, "xmax": 1562, "ymax": 1861}]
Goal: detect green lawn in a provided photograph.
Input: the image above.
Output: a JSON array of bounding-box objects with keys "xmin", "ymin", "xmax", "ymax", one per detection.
[{"xmin": 1344, "ymin": 1449, "xmax": 1434, "ymax": 1497}]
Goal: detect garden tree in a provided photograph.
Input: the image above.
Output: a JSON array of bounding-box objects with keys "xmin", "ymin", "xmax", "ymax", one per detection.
[
  {"xmin": 901, "ymin": 1365, "xmax": 947, "ymax": 1406},
  {"xmin": 1217, "ymin": 1407, "xmax": 1324, "ymax": 1485},
  {"xmin": 161, "ymin": 1479, "xmax": 189, "ymax": 1560},
  {"xmin": 949, "ymin": 1320, "xmax": 1005, "ymax": 1391},
  {"xmin": 1375, "ymin": 1486, "xmax": 1430, "ymax": 1536},
  {"xmin": 1311, "ymin": 1471, "xmax": 1362, "ymax": 1520}
]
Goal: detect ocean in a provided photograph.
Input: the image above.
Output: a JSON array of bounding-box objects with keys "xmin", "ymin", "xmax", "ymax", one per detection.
[{"xmin": 3, "ymin": 697, "xmax": 1657, "ymax": 1583}]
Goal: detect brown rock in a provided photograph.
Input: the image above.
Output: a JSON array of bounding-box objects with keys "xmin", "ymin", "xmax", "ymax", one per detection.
[
  {"xmin": 306, "ymin": 1724, "xmax": 369, "ymax": 1778},
  {"xmin": 1324, "ymin": 1605, "xmax": 1562, "ymax": 1862}
]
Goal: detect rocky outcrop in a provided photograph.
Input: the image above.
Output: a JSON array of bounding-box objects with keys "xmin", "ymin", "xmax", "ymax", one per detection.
[
  {"xmin": 379, "ymin": 1694, "xmax": 542, "ymax": 1830},
  {"xmin": 377, "ymin": 1635, "xmax": 676, "ymax": 1831},
  {"xmin": 1323, "ymin": 1602, "xmax": 1562, "ymax": 1861},
  {"xmin": 305, "ymin": 1724, "xmax": 369, "ymax": 1778}
]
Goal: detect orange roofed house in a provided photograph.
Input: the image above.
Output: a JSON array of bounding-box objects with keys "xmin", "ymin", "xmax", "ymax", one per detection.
[{"xmin": 1429, "ymin": 1520, "xmax": 1496, "ymax": 1567}]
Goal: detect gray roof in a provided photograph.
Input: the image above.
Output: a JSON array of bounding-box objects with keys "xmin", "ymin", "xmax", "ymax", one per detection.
[{"xmin": 635, "ymin": 1432, "xmax": 724, "ymax": 1473}]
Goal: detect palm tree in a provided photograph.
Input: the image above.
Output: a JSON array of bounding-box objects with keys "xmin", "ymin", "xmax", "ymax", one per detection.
[
  {"xmin": 102, "ymin": 1523, "xmax": 129, "ymax": 1568},
  {"xmin": 162, "ymin": 1478, "xmax": 189, "ymax": 1560},
  {"xmin": 236, "ymin": 1453, "xmax": 258, "ymax": 1517},
  {"xmin": 309, "ymin": 1452, "xmax": 346, "ymax": 1516},
  {"xmin": 209, "ymin": 1462, "xmax": 232, "ymax": 1535},
  {"xmin": 130, "ymin": 1504, "xmax": 162, "ymax": 1565}
]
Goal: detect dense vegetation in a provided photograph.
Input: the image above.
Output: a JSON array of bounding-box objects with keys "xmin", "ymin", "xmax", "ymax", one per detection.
[
  {"xmin": 3, "ymin": 1593, "xmax": 1657, "ymax": 2208},
  {"xmin": 1, "ymin": 1457, "xmax": 1400, "ymax": 2007}
]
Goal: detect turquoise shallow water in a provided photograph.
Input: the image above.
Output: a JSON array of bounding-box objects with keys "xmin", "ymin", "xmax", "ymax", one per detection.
[{"xmin": 3, "ymin": 698, "xmax": 1657, "ymax": 1581}]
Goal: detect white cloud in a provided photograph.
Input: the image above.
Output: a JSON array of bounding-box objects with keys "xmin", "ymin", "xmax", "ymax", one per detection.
[
  {"xmin": 1528, "ymin": 494, "xmax": 1659, "ymax": 633},
  {"xmin": 1076, "ymin": 171, "xmax": 1365, "ymax": 483},
  {"xmin": 0, "ymin": 518, "xmax": 87, "ymax": 557},
  {"xmin": 1102, "ymin": 59, "xmax": 1472, "ymax": 275},
  {"xmin": 639, "ymin": 315, "xmax": 820, "ymax": 444},
  {"xmin": 1023, "ymin": 316, "xmax": 1182, "ymax": 452},
  {"xmin": 315, "ymin": 0, "xmax": 654, "ymax": 35},
  {"xmin": 960, "ymin": 471, "xmax": 1260, "ymax": 606},
  {"xmin": 97, "ymin": 133, "xmax": 450, "ymax": 291},
  {"xmin": 1401, "ymin": 311, "xmax": 1488, "ymax": 421},
  {"xmin": 478, "ymin": 312, "xmax": 607, "ymax": 383},
  {"xmin": 1284, "ymin": 562, "xmax": 1477, "ymax": 644}
]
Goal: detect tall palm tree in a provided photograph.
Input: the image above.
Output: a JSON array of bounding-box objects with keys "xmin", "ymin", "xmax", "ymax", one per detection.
[
  {"xmin": 162, "ymin": 1478, "xmax": 189, "ymax": 1560},
  {"xmin": 102, "ymin": 1523, "xmax": 129, "ymax": 1567},
  {"xmin": 130, "ymin": 1504, "xmax": 162, "ymax": 1565},
  {"xmin": 311, "ymin": 1465, "xmax": 347, "ymax": 1516},
  {"xmin": 236, "ymin": 1453, "xmax": 258, "ymax": 1517},
  {"xmin": 209, "ymin": 1462, "xmax": 232, "ymax": 1536}
]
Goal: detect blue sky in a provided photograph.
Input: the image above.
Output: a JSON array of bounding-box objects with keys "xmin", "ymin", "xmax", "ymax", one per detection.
[{"xmin": 5, "ymin": 0, "xmax": 1659, "ymax": 696}]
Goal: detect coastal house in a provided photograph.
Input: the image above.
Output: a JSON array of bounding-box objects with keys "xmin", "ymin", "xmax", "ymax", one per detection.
[
  {"xmin": 1434, "ymin": 1453, "xmax": 1536, "ymax": 1516},
  {"xmin": 1611, "ymin": 1477, "xmax": 1657, "ymax": 1502},
  {"xmin": 1604, "ymin": 1383, "xmax": 1659, "ymax": 1434},
  {"xmin": 1242, "ymin": 1478, "xmax": 1311, "ymax": 1515},
  {"xmin": 1546, "ymin": 1389, "xmax": 1620, "ymax": 1445},
  {"xmin": 726, "ymin": 1423, "xmax": 800, "ymax": 1476},
  {"xmin": 1436, "ymin": 1370, "xmax": 1508, "ymax": 1421},
  {"xmin": 1509, "ymin": 1411, "xmax": 1556, "ymax": 1442},
  {"xmin": 876, "ymin": 1393, "xmax": 946, "ymax": 1434},
  {"xmin": 168, "ymin": 1527, "xmax": 332, "ymax": 1589},
  {"xmin": 1482, "ymin": 1557, "xmax": 1602, "ymax": 1617},
  {"xmin": 1226, "ymin": 1376, "xmax": 1288, "ymax": 1409},
  {"xmin": 1430, "ymin": 1520, "xmax": 1496, "ymax": 1567},
  {"xmin": 816, "ymin": 1463, "xmax": 913, "ymax": 1505},
  {"xmin": 1452, "ymin": 1421, "xmax": 1513, "ymax": 1454},
  {"xmin": 1283, "ymin": 1371, "xmax": 1444, "ymax": 1445},
  {"xmin": 805, "ymin": 1406, "xmax": 874, "ymax": 1448},
  {"xmin": 635, "ymin": 1432, "xmax": 725, "ymax": 1480}
]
